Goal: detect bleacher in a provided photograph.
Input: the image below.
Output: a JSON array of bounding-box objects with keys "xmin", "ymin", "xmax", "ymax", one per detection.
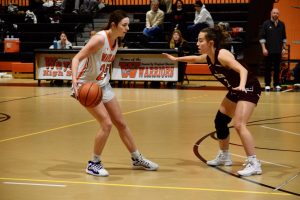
[
  {"xmin": 117, "ymin": 2, "xmax": 249, "ymax": 56},
  {"xmin": 1, "ymin": 0, "xmax": 250, "ymax": 77},
  {"xmin": 0, "ymin": 4, "xmax": 94, "ymax": 62}
]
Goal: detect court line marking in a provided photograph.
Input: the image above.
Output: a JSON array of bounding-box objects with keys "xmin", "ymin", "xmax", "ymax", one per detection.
[
  {"xmin": 261, "ymin": 126, "xmax": 300, "ymax": 136},
  {"xmin": 0, "ymin": 177, "xmax": 290, "ymax": 196},
  {"xmin": 3, "ymin": 182, "xmax": 66, "ymax": 187},
  {"xmin": 282, "ymin": 89, "xmax": 293, "ymax": 93},
  {"xmin": 0, "ymin": 100, "xmax": 181, "ymax": 143},
  {"xmin": 0, "ymin": 120, "xmax": 95, "ymax": 143}
]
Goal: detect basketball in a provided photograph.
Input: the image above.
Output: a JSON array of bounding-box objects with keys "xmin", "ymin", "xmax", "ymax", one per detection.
[{"xmin": 78, "ymin": 82, "xmax": 102, "ymax": 108}]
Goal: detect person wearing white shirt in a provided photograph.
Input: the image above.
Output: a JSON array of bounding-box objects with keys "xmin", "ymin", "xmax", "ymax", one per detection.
[{"xmin": 187, "ymin": 0, "xmax": 214, "ymax": 41}]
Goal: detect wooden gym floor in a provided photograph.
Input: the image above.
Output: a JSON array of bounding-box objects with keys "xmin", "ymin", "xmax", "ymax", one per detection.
[{"xmin": 0, "ymin": 79, "xmax": 299, "ymax": 200}]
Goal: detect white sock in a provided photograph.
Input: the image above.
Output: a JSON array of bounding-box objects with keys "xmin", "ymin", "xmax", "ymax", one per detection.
[
  {"xmin": 92, "ymin": 154, "xmax": 101, "ymax": 162},
  {"xmin": 247, "ymin": 155, "xmax": 257, "ymax": 162},
  {"xmin": 221, "ymin": 150, "xmax": 229, "ymax": 155},
  {"xmin": 131, "ymin": 150, "xmax": 141, "ymax": 159}
]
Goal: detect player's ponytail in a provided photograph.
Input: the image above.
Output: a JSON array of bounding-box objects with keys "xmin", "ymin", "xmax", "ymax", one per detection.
[
  {"xmin": 201, "ymin": 24, "xmax": 231, "ymax": 49},
  {"xmin": 103, "ymin": 10, "xmax": 128, "ymax": 30}
]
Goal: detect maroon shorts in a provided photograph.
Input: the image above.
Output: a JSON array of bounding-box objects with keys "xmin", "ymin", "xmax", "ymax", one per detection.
[{"xmin": 226, "ymin": 82, "xmax": 261, "ymax": 105}]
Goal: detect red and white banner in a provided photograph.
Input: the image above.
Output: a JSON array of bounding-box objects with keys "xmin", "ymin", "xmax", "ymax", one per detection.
[
  {"xmin": 111, "ymin": 54, "xmax": 178, "ymax": 81},
  {"xmin": 35, "ymin": 51, "xmax": 178, "ymax": 81},
  {"xmin": 35, "ymin": 53, "xmax": 73, "ymax": 80}
]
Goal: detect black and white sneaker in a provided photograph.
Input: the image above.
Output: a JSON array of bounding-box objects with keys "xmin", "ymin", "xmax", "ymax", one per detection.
[
  {"xmin": 86, "ymin": 160, "xmax": 109, "ymax": 177},
  {"xmin": 132, "ymin": 155, "xmax": 159, "ymax": 171}
]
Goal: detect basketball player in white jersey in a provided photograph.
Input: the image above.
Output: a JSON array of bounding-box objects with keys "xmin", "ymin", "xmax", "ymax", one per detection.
[{"xmin": 71, "ymin": 10, "xmax": 159, "ymax": 177}]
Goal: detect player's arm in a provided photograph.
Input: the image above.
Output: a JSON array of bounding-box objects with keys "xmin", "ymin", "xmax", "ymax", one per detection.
[
  {"xmin": 71, "ymin": 34, "xmax": 104, "ymax": 94},
  {"xmin": 162, "ymin": 53, "xmax": 207, "ymax": 63},
  {"xmin": 218, "ymin": 49, "xmax": 248, "ymax": 92}
]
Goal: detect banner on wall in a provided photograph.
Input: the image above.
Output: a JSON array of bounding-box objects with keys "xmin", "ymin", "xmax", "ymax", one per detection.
[
  {"xmin": 111, "ymin": 54, "xmax": 178, "ymax": 81},
  {"xmin": 35, "ymin": 53, "xmax": 73, "ymax": 80}
]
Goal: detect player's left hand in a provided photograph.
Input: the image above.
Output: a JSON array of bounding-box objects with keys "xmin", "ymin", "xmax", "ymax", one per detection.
[
  {"xmin": 72, "ymin": 80, "xmax": 79, "ymax": 99},
  {"xmin": 162, "ymin": 53, "xmax": 177, "ymax": 61}
]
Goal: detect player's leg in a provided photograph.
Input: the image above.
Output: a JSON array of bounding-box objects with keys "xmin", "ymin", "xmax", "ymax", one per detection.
[
  {"xmin": 264, "ymin": 55, "xmax": 272, "ymax": 90},
  {"xmin": 105, "ymin": 97, "xmax": 158, "ymax": 171},
  {"xmin": 104, "ymin": 96, "xmax": 137, "ymax": 152},
  {"xmin": 273, "ymin": 53, "xmax": 282, "ymax": 89},
  {"xmin": 207, "ymin": 97, "xmax": 236, "ymax": 166},
  {"xmin": 234, "ymin": 100, "xmax": 262, "ymax": 176},
  {"xmin": 85, "ymin": 102, "xmax": 113, "ymax": 177},
  {"xmin": 233, "ymin": 101, "xmax": 256, "ymax": 155}
]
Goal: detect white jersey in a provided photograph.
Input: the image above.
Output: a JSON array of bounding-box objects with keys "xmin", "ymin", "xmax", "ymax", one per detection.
[{"xmin": 76, "ymin": 30, "xmax": 118, "ymax": 87}]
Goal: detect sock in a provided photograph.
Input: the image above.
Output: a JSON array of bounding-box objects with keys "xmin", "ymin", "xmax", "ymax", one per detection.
[
  {"xmin": 220, "ymin": 149, "xmax": 229, "ymax": 155},
  {"xmin": 92, "ymin": 154, "xmax": 101, "ymax": 162},
  {"xmin": 131, "ymin": 150, "xmax": 141, "ymax": 159},
  {"xmin": 247, "ymin": 155, "xmax": 257, "ymax": 162}
]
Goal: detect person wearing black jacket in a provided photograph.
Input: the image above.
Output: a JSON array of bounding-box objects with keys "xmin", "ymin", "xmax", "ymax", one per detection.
[{"xmin": 259, "ymin": 8, "xmax": 287, "ymax": 91}]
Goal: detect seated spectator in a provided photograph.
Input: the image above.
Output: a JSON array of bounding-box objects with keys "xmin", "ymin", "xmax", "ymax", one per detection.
[
  {"xmin": 84, "ymin": 30, "xmax": 97, "ymax": 45},
  {"xmin": 160, "ymin": 0, "xmax": 172, "ymax": 14},
  {"xmin": 293, "ymin": 62, "xmax": 300, "ymax": 84},
  {"xmin": 80, "ymin": 0, "xmax": 103, "ymax": 13},
  {"xmin": 25, "ymin": 10, "xmax": 37, "ymax": 24},
  {"xmin": 7, "ymin": 2, "xmax": 19, "ymax": 14},
  {"xmin": 49, "ymin": 31, "xmax": 72, "ymax": 49},
  {"xmin": 169, "ymin": 29, "xmax": 190, "ymax": 86},
  {"xmin": 170, "ymin": 0, "xmax": 187, "ymax": 38},
  {"xmin": 43, "ymin": 0, "xmax": 54, "ymax": 8},
  {"xmin": 98, "ymin": 0, "xmax": 105, "ymax": 10},
  {"xmin": 143, "ymin": 0, "xmax": 165, "ymax": 41},
  {"xmin": 187, "ymin": 0, "xmax": 214, "ymax": 42},
  {"xmin": 169, "ymin": 29, "xmax": 190, "ymax": 55},
  {"xmin": 56, "ymin": 0, "xmax": 81, "ymax": 14}
]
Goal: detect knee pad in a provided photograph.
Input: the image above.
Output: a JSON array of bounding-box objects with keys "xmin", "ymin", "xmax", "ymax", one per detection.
[{"xmin": 214, "ymin": 111, "xmax": 232, "ymax": 140}]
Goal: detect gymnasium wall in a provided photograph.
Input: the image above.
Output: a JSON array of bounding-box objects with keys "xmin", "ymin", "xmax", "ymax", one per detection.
[
  {"xmin": 275, "ymin": 0, "xmax": 300, "ymax": 60},
  {"xmin": 0, "ymin": 0, "xmax": 249, "ymax": 6},
  {"xmin": 0, "ymin": 0, "xmax": 29, "ymax": 6},
  {"xmin": 105, "ymin": 0, "xmax": 249, "ymax": 5}
]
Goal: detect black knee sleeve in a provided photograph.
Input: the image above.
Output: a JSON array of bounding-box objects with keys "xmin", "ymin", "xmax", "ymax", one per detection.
[{"xmin": 214, "ymin": 111, "xmax": 232, "ymax": 140}]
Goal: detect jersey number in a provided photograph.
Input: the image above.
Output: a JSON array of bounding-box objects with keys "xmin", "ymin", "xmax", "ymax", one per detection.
[{"xmin": 96, "ymin": 63, "xmax": 111, "ymax": 81}]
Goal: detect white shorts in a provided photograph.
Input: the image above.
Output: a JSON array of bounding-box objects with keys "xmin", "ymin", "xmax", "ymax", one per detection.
[
  {"xmin": 71, "ymin": 82, "xmax": 115, "ymax": 104},
  {"xmin": 101, "ymin": 83, "xmax": 115, "ymax": 103}
]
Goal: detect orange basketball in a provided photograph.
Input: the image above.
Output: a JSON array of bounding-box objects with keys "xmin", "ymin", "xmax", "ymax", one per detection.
[{"xmin": 78, "ymin": 82, "xmax": 102, "ymax": 108}]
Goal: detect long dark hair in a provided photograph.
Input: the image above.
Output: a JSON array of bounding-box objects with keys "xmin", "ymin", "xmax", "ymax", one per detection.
[
  {"xmin": 200, "ymin": 25, "xmax": 231, "ymax": 49},
  {"xmin": 103, "ymin": 10, "xmax": 128, "ymax": 30}
]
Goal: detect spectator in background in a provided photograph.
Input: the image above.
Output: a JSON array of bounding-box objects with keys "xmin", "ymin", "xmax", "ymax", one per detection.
[
  {"xmin": 49, "ymin": 31, "xmax": 72, "ymax": 49},
  {"xmin": 169, "ymin": 29, "xmax": 190, "ymax": 55},
  {"xmin": 168, "ymin": 29, "xmax": 190, "ymax": 87},
  {"xmin": 143, "ymin": 0, "xmax": 164, "ymax": 41},
  {"xmin": 293, "ymin": 62, "xmax": 300, "ymax": 85},
  {"xmin": 187, "ymin": 0, "xmax": 214, "ymax": 42},
  {"xmin": 98, "ymin": 0, "xmax": 106, "ymax": 10},
  {"xmin": 80, "ymin": 0, "xmax": 104, "ymax": 13},
  {"xmin": 170, "ymin": 0, "xmax": 187, "ymax": 38},
  {"xmin": 49, "ymin": 31, "xmax": 72, "ymax": 86},
  {"xmin": 56, "ymin": 0, "xmax": 81, "ymax": 14},
  {"xmin": 259, "ymin": 8, "xmax": 287, "ymax": 92},
  {"xmin": 42, "ymin": 0, "xmax": 54, "ymax": 8},
  {"xmin": 84, "ymin": 30, "xmax": 97, "ymax": 45},
  {"xmin": 160, "ymin": 0, "xmax": 172, "ymax": 14}
]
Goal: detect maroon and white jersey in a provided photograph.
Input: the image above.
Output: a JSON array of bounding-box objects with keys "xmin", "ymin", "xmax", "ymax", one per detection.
[{"xmin": 206, "ymin": 49, "xmax": 260, "ymax": 92}]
